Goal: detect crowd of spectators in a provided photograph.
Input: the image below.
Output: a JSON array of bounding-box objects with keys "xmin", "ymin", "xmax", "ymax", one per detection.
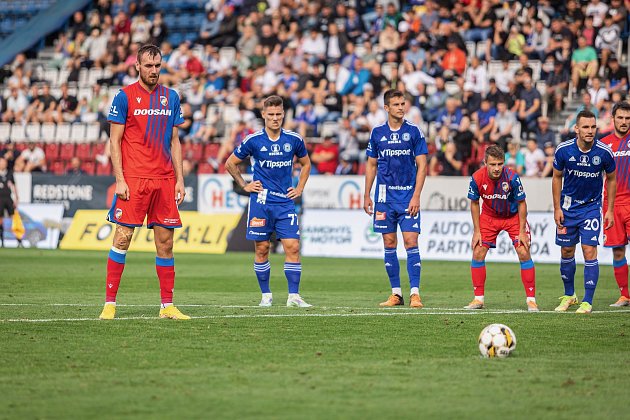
[{"xmin": 0, "ymin": 0, "xmax": 629, "ymax": 178}]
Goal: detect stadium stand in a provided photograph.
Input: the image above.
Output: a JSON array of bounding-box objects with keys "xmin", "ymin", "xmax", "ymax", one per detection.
[{"xmin": 0, "ymin": 0, "xmax": 628, "ymax": 178}]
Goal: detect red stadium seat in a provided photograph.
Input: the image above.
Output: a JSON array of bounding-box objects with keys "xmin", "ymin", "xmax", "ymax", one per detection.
[
  {"xmin": 197, "ymin": 162, "xmax": 215, "ymax": 174},
  {"xmin": 76, "ymin": 143, "xmax": 92, "ymax": 160},
  {"xmin": 44, "ymin": 143, "xmax": 60, "ymax": 159},
  {"xmin": 50, "ymin": 159, "xmax": 65, "ymax": 175},
  {"xmin": 93, "ymin": 142, "xmax": 106, "ymax": 155},
  {"xmin": 188, "ymin": 143, "xmax": 203, "ymax": 161},
  {"xmin": 81, "ymin": 159, "xmax": 96, "ymax": 175},
  {"xmin": 203, "ymin": 143, "xmax": 220, "ymax": 159},
  {"xmin": 96, "ymin": 161, "xmax": 112, "ymax": 176},
  {"xmin": 59, "ymin": 143, "xmax": 75, "ymax": 160}
]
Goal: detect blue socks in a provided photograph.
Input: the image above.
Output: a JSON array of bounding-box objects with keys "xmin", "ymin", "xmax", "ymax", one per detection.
[
  {"xmin": 284, "ymin": 262, "xmax": 302, "ymax": 294},
  {"xmin": 406, "ymin": 247, "xmax": 421, "ymax": 291},
  {"xmin": 254, "ymin": 261, "xmax": 271, "ymax": 293},
  {"xmin": 560, "ymin": 257, "xmax": 576, "ymax": 296},
  {"xmin": 384, "ymin": 247, "xmax": 401, "ymax": 290},
  {"xmin": 583, "ymin": 259, "xmax": 599, "ymax": 304}
]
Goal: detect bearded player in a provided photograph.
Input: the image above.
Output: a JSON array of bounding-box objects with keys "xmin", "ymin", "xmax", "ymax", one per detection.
[
  {"xmin": 601, "ymin": 101, "xmax": 630, "ymax": 307},
  {"xmin": 99, "ymin": 44, "xmax": 189, "ymax": 320},
  {"xmin": 465, "ymin": 145, "xmax": 538, "ymax": 312}
]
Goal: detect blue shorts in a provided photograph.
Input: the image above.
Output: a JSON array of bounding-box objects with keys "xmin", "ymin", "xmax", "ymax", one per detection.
[
  {"xmin": 555, "ymin": 208, "xmax": 601, "ymax": 247},
  {"xmin": 246, "ymin": 199, "xmax": 300, "ymax": 241},
  {"xmin": 373, "ymin": 202, "xmax": 421, "ymax": 234}
]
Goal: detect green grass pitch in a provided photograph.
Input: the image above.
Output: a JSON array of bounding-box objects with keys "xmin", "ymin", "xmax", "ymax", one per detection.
[{"xmin": 1, "ymin": 249, "xmax": 629, "ymax": 419}]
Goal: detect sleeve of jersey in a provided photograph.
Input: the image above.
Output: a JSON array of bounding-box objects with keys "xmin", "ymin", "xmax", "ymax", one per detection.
[
  {"xmin": 366, "ymin": 130, "xmax": 377, "ymax": 159},
  {"xmin": 467, "ymin": 176, "xmax": 480, "ymax": 200},
  {"xmin": 107, "ymin": 90, "xmax": 128, "ymax": 124},
  {"xmin": 233, "ymin": 138, "xmax": 251, "ymax": 160},
  {"xmin": 295, "ymin": 137, "xmax": 308, "ymax": 158},
  {"xmin": 173, "ymin": 92, "xmax": 185, "ymax": 126},
  {"xmin": 512, "ymin": 174, "xmax": 526, "ymax": 201},
  {"xmin": 413, "ymin": 127, "xmax": 429, "ymax": 156},
  {"xmin": 552, "ymin": 149, "xmax": 564, "ymax": 171},
  {"xmin": 604, "ymin": 150, "xmax": 616, "ymax": 173}
]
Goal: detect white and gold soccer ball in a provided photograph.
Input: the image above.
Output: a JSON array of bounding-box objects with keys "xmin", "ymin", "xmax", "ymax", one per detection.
[{"xmin": 478, "ymin": 324, "xmax": 516, "ymax": 358}]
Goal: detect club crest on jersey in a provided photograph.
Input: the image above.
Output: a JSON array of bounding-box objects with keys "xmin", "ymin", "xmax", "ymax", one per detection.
[
  {"xmin": 402, "ymin": 133, "xmax": 410, "ymax": 141},
  {"xmin": 269, "ymin": 143, "xmax": 282, "ymax": 156},
  {"xmin": 501, "ymin": 182, "xmax": 509, "ymax": 192},
  {"xmin": 593, "ymin": 156, "xmax": 601, "ymax": 165},
  {"xmin": 115, "ymin": 208, "xmax": 123, "ymax": 219},
  {"xmin": 627, "ymin": 139, "xmax": 630, "ymax": 148},
  {"xmin": 283, "ymin": 143, "xmax": 292, "ymax": 152},
  {"xmin": 160, "ymin": 96, "xmax": 168, "ymax": 106}
]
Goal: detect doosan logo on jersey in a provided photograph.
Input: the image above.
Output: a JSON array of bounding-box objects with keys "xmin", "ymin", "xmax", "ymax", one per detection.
[
  {"xmin": 133, "ymin": 109, "xmax": 173, "ymax": 116},
  {"xmin": 613, "ymin": 150, "xmax": 630, "ymax": 157},
  {"xmin": 482, "ymin": 193, "xmax": 508, "ymax": 200},
  {"xmin": 379, "ymin": 149, "xmax": 412, "ymax": 157},
  {"xmin": 258, "ymin": 160, "xmax": 292, "ymax": 169}
]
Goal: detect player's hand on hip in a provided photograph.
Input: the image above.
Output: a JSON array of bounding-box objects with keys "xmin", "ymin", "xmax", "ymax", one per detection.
[
  {"xmin": 407, "ymin": 196, "xmax": 420, "ymax": 217},
  {"xmin": 554, "ymin": 208, "xmax": 564, "ymax": 228},
  {"xmin": 363, "ymin": 196, "xmax": 373, "ymax": 215},
  {"xmin": 244, "ymin": 180, "xmax": 263, "ymax": 193},
  {"xmin": 471, "ymin": 231, "xmax": 482, "ymax": 249},
  {"xmin": 604, "ymin": 210, "xmax": 615, "ymax": 230},
  {"xmin": 287, "ymin": 186, "xmax": 302, "ymax": 199},
  {"xmin": 175, "ymin": 179, "xmax": 186, "ymax": 206},
  {"xmin": 115, "ymin": 180, "xmax": 130, "ymax": 201}
]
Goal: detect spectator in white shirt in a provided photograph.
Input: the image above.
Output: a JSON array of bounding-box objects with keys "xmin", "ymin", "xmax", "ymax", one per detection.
[
  {"xmin": 2, "ymin": 88, "xmax": 28, "ymax": 123},
  {"xmin": 493, "ymin": 59, "xmax": 514, "ymax": 93},
  {"xmin": 301, "ymin": 28, "xmax": 326, "ymax": 64},
  {"xmin": 18, "ymin": 142, "xmax": 46, "ymax": 172},
  {"xmin": 464, "ymin": 56, "xmax": 488, "ymax": 94},
  {"xmin": 595, "ymin": 14, "xmax": 621, "ymax": 73},
  {"xmin": 587, "ymin": 77, "xmax": 609, "ymax": 111},
  {"xmin": 585, "ymin": 0, "xmax": 608, "ymax": 27},
  {"xmin": 522, "ymin": 136, "xmax": 546, "ymax": 177}
]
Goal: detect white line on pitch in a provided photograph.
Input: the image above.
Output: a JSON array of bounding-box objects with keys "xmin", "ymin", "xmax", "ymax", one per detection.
[{"xmin": 2, "ymin": 309, "xmax": 630, "ymax": 323}]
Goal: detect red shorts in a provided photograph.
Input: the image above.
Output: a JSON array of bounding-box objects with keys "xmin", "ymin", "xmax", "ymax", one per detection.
[
  {"xmin": 107, "ymin": 177, "xmax": 182, "ymax": 229},
  {"xmin": 480, "ymin": 212, "xmax": 530, "ymax": 248},
  {"xmin": 604, "ymin": 204, "xmax": 630, "ymax": 247}
]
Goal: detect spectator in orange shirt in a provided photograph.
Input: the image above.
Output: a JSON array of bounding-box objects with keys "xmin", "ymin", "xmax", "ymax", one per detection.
[{"xmin": 441, "ymin": 40, "xmax": 466, "ymax": 80}]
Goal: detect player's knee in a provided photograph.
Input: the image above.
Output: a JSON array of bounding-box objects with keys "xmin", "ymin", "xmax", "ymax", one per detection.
[
  {"xmin": 613, "ymin": 247, "xmax": 626, "ymax": 260},
  {"xmin": 561, "ymin": 247, "xmax": 575, "ymax": 259},
  {"xmin": 404, "ymin": 238, "xmax": 418, "ymax": 249}
]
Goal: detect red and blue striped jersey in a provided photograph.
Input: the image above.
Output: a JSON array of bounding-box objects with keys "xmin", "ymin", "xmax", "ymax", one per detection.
[
  {"xmin": 107, "ymin": 82, "xmax": 184, "ymax": 178},
  {"xmin": 468, "ymin": 167, "xmax": 526, "ymax": 218},
  {"xmin": 602, "ymin": 132, "xmax": 630, "ymax": 207}
]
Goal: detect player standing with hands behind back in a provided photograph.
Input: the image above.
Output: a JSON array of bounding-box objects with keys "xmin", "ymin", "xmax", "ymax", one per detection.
[
  {"xmin": 100, "ymin": 44, "xmax": 189, "ymax": 320},
  {"xmin": 225, "ymin": 96, "xmax": 312, "ymax": 308},
  {"xmin": 364, "ymin": 89, "xmax": 428, "ymax": 308},
  {"xmin": 553, "ymin": 110, "xmax": 616, "ymax": 313},
  {"xmin": 601, "ymin": 102, "xmax": 630, "ymax": 307}
]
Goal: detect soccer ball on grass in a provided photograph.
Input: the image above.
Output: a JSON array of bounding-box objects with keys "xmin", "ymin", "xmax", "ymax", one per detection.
[{"xmin": 478, "ymin": 324, "xmax": 516, "ymax": 358}]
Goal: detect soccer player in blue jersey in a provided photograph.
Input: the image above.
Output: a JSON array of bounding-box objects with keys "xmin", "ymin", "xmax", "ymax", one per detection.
[
  {"xmin": 225, "ymin": 95, "xmax": 312, "ymax": 308},
  {"xmin": 552, "ymin": 110, "xmax": 617, "ymax": 313},
  {"xmin": 363, "ymin": 89, "xmax": 428, "ymax": 307}
]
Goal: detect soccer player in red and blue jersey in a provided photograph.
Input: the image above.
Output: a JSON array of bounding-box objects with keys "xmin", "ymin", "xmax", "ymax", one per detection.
[
  {"xmin": 466, "ymin": 145, "xmax": 538, "ymax": 312},
  {"xmin": 99, "ymin": 44, "xmax": 189, "ymax": 320},
  {"xmin": 601, "ymin": 101, "xmax": 630, "ymax": 307}
]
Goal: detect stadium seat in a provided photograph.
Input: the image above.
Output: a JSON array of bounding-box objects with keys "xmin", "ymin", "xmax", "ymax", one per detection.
[
  {"xmin": 9, "ymin": 123, "xmax": 27, "ymax": 142},
  {"xmin": 93, "ymin": 141, "xmax": 106, "ymax": 156},
  {"xmin": 85, "ymin": 123, "xmax": 100, "ymax": 142},
  {"xmin": 80, "ymin": 159, "xmax": 96, "ymax": 175},
  {"xmin": 55, "ymin": 123, "xmax": 71, "ymax": 142},
  {"xmin": 95, "ymin": 161, "xmax": 112, "ymax": 176},
  {"xmin": 25, "ymin": 123, "xmax": 41, "ymax": 141},
  {"xmin": 197, "ymin": 162, "xmax": 215, "ymax": 174},
  {"xmin": 76, "ymin": 143, "xmax": 92, "ymax": 160},
  {"xmin": 44, "ymin": 143, "xmax": 60, "ymax": 159},
  {"xmin": 50, "ymin": 159, "xmax": 65, "ymax": 175},
  {"xmin": 203, "ymin": 143, "xmax": 220, "ymax": 159},
  {"xmin": 0, "ymin": 123, "xmax": 11, "ymax": 142},
  {"xmin": 41, "ymin": 123, "xmax": 56, "ymax": 143},
  {"xmin": 188, "ymin": 142, "xmax": 203, "ymax": 161},
  {"xmin": 70, "ymin": 123, "xmax": 87, "ymax": 143},
  {"xmin": 59, "ymin": 143, "xmax": 75, "ymax": 160}
]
